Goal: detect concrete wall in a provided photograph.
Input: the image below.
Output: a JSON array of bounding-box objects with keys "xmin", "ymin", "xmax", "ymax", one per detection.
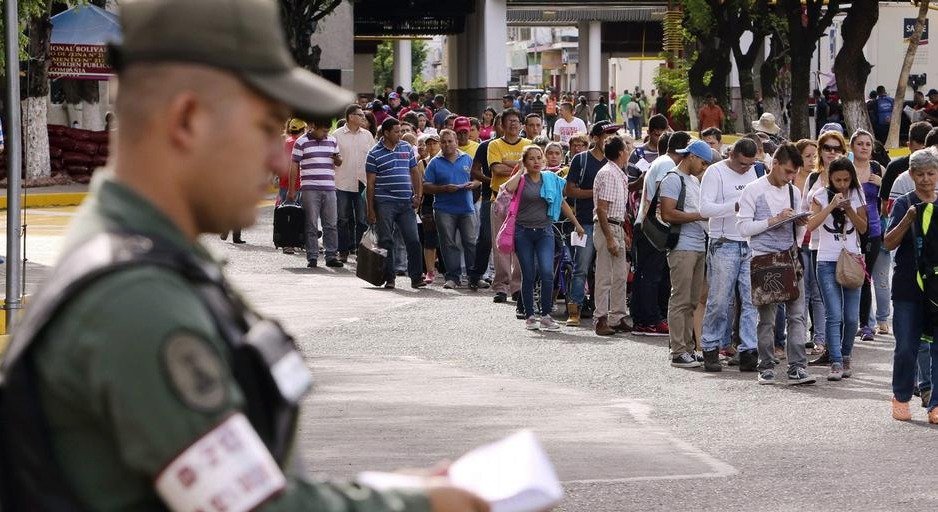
[{"xmin": 311, "ymin": 2, "xmax": 354, "ymax": 89}]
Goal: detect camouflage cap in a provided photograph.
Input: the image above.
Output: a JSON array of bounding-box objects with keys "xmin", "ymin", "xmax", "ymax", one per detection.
[{"xmin": 109, "ymin": 0, "xmax": 355, "ymax": 118}]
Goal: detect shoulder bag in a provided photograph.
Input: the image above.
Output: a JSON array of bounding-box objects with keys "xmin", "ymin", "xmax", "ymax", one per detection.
[
  {"xmin": 641, "ymin": 171, "xmax": 684, "ymax": 252},
  {"xmin": 835, "ymin": 208, "xmax": 867, "ymax": 289},
  {"xmin": 750, "ymin": 184, "xmax": 804, "ymax": 306},
  {"xmin": 496, "ymin": 176, "xmax": 526, "ymax": 254}
]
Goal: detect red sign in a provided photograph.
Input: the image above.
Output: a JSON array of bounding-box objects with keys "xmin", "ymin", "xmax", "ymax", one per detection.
[{"xmin": 49, "ymin": 44, "xmax": 112, "ymax": 80}]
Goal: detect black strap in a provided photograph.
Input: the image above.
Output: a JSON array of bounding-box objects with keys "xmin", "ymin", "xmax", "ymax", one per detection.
[{"xmin": 789, "ymin": 183, "xmax": 797, "ymax": 247}]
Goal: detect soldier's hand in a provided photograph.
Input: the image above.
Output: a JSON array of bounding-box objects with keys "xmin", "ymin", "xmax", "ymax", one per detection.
[{"xmin": 427, "ymin": 483, "xmax": 490, "ymax": 512}]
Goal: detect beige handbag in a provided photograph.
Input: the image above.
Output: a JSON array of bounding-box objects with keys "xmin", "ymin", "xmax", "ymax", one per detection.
[{"xmin": 835, "ymin": 222, "xmax": 866, "ymax": 289}]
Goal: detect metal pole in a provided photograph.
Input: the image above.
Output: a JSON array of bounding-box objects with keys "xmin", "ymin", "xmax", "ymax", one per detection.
[{"xmin": 5, "ymin": 0, "xmax": 24, "ymax": 331}]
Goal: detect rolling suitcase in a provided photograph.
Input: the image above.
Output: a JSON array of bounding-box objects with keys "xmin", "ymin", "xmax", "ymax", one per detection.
[{"xmin": 273, "ymin": 202, "xmax": 305, "ymax": 248}]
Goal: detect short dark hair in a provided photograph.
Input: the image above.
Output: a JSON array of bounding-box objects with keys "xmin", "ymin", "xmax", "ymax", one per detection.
[
  {"xmin": 667, "ymin": 131, "xmax": 692, "ymax": 153},
  {"xmin": 380, "ymin": 117, "xmax": 400, "ymax": 134},
  {"xmin": 922, "ymin": 125, "xmax": 938, "ymax": 147},
  {"xmin": 433, "ymin": 94, "xmax": 445, "ymax": 104},
  {"xmin": 402, "ymin": 112, "xmax": 420, "ymax": 127},
  {"xmin": 657, "ymin": 132, "xmax": 672, "ymax": 155},
  {"xmin": 700, "ymin": 127, "xmax": 722, "ymax": 142},
  {"xmin": 603, "ymin": 135, "xmax": 627, "ymax": 161},
  {"xmin": 469, "ymin": 117, "xmax": 481, "ymax": 129},
  {"xmin": 445, "ymin": 113, "xmax": 458, "ymax": 124},
  {"xmin": 559, "ymin": 102, "xmax": 574, "ymax": 111},
  {"xmin": 344, "ymin": 103, "xmax": 361, "ymax": 121},
  {"xmin": 525, "ymin": 113, "xmax": 542, "ymax": 123},
  {"xmin": 773, "ymin": 142, "xmax": 804, "ymax": 168},
  {"xmin": 732, "ymin": 138, "xmax": 758, "ymax": 158},
  {"xmin": 648, "ymin": 114, "xmax": 669, "ymax": 131},
  {"xmin": 501, "ymin": 108, "xmax": 522, "ymax": 125}
]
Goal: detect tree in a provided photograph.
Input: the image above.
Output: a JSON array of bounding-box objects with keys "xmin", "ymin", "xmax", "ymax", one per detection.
[
  {"xmin": 682, "ymin": 0, "xmax": 736, "ymax": 126},
  {"xmin": 373, "ymin": 40, "xmax": 430, "ymax": 92},
  {"xmin": 886, "ymin": 0, "xmax": 931, "ymax": 148},
  {"xmin": 731, "ymin": 0, "xmax": 777, "ymax": 129},
  {"xmin": 279, "ymin": 0, "xmax": 344, "ymax": 73},
  {"xmin": 831, "ymin": 0, "xmax": 879, "ymax": 134},
  {"xmin": 22, "ymin": 0, "xmax": 53, "ymax": 179},
  {"xmin": 780, "ymin": 0, "xmax": 843, "ymax": 140},
  {"xmin": 759, "ymin": 19, "xmax": 791, "ymax": 132}
]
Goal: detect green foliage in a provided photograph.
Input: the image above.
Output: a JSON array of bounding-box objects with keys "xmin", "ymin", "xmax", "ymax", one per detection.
[
  {"xmin": 374, "ymin": 40, "xmax": 430, "ymax": 92},
  {"xmin": 653, "ymin": 54, "xmax": 690, "ymax": 126},
  {"xmin": 0, "ymin": 0, "xmax": 51, "ymax": 69}
]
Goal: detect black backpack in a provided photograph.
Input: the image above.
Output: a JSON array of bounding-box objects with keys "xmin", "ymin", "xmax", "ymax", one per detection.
[{"xmin": 642, "ymin": 171, "xmax": 686, "ymax": 251}]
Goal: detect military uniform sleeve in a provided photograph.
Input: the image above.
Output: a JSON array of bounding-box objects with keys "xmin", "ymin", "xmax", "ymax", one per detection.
[{"xmin": 42, "ymin": 267, "xmax": 431, "ymax": 512}]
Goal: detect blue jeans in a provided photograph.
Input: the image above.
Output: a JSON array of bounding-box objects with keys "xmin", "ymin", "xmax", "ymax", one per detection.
[
  {"xmin": 514, "ymin": 225, "xmax": 555, "ymax": 318},
  {"xmin": 435, "ymin": 211, "xmax": 478, "ymax": 282},
  {"xmin": 375, "ymin": 200, "xmax": 423, "ymax": 281},
  {"xmin": 870, "ymin": 246, "xmax": 892, "ymax": 325},
  {"xmin": 892, "ymin": 300, "xmax": 938, "ymax": 409},
  {"xmin": 802, "ymin": 247, "xmax": 826, "ymax": 344},
  {"xmin": 569, "ymin": 223, "xmax": 594, "ymax": 306},
  {"xmin": 337, "ymin": 189, "xmax": 367, "ymax": 254},
  {"xmin": 816, "ymin": 261, "xmax": 861, "ymax": 364},
  {"xmin": 629, "ymin": 116, "xmax": 642, "ymax": 139},
  {"xmin": 701, "ymin": 240, "xmax": 757, "ymax": 352}
]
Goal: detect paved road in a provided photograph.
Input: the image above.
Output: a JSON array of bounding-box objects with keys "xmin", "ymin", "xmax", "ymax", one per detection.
[{"xmin": 5, "ymin": 204, "xmax": 938, "ymax": 510}]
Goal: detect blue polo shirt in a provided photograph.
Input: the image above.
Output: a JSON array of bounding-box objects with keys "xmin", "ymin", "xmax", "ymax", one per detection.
[
  {"xmin": 366, "ymin": 140, "xmax": 418, "ymax": 202},
  {"xmin": 424, "ymin": 152, "xmax": 475, "ymax": 215}
]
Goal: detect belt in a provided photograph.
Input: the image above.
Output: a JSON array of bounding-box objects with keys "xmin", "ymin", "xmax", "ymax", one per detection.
[{"xmin": 597, "ymin": 218, "xmax": 625, "ymax": 226}]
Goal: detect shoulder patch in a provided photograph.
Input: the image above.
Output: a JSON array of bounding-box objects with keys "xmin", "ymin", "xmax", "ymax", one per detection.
[{"xmin": 162, "ymin": 332, "xmax": 228, "ymax": 412}]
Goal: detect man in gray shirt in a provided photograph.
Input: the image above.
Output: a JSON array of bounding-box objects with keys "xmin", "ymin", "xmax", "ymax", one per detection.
[{"xmin": 659, "ymin": 140, "xmax": 711, "ymax": 368}]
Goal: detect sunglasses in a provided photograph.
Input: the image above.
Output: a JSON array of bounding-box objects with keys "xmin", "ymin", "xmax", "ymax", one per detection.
[{"xmin": 821, "ymin": 144, "xmax": 844, "ymax": 153}]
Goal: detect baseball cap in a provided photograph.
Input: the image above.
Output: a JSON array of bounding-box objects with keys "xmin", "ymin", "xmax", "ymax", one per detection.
[
  {"xmin": 676, "ymin": 139, "xmax": 712, "ymax": 161},
  {"xmin": 820, "ymin": 122, "xmax": 845, "ymax": 135},
  {"xmin": 589, "ymin": 120, "xmax": 621, "ymax": 137},
  {"xmin": 454, "ymin": 116, "xmax": 471, "ymax": 133},
  {"xmin": 418, "ymin": 133, "xmax": 440, "ymax": 143},
  {"xmin": 388, "ymin": 92, "xmax": 400, "ymax": 100},
  {"xmin": 287, "ymin": 118, "xmax": 307, "ymax": 132},
  {"xmin": 928, "ymin": 89, "xmax": 938, "ymax": 96},
  {"xmin": 109, "ymin": 0, "xmax": 355, "ymax": 119}
]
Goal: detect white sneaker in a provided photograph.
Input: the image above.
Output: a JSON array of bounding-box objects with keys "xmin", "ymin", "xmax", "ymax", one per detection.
[
  {"xmin": 540, "ymin": 316, "xmax": 561, "ymax": 331},
  {"xmin": 525, "ymin": 317, "xmax": 540, "ymax": 330},
  {"xmin": 443, "ymin": 280, "xmax": 457, "ymax": 289}
]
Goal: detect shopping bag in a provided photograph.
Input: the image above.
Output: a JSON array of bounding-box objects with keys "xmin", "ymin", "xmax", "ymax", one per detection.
[{"xmin": 356, "ymin": 227, "xmax": 388, "ymax": 286}]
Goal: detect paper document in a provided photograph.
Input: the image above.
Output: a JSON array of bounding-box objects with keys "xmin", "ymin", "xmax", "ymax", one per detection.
[
  {"xmin": 634, "ymin": 158, "xmax": 652, "ymax": 173},
  {"xmin": 569, "ymin": 231, "xmax": 588, "ymax": 248},
  {"xmin": 773, "ymin": 211, "xmax": 810, "ymax": 227},
  {"xmin": 358, "ymin": 430, "xmax": 563, "ymax": 512}
]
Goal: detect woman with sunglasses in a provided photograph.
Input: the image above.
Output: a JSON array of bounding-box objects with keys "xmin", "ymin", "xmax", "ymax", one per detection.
[
  {"xmin": 806, "ymin": 157, "xmax": 868, "ymax": 381},
  {"xmin": 802, "ymin": 130, "xmax": 849, "ymax": 361},
  {"xmin": 849, "ymin": 129, "xmax": 885, "ymax": 342}
]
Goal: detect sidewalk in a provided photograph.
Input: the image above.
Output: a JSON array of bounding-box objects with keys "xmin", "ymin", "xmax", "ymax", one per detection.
[{"xmin": 0, "ymin": 183, "xmax": 89, "ymax": 209}]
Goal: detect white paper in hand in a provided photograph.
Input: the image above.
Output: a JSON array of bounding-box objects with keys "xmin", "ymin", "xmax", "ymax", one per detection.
[
  {"xmin": 634, "ymin": 158, "xmax": 652, "ymax": 173},
  {"xmin": 357, "ymin": 430, "xmax": 563, "ymax": 512},
  {"xmin": 569, "ymin": 232, "xmax": 588, "ymax": 248},
  {"xmin": 448, "ymin": 430, "xmax": 563, "ymax": 512}
]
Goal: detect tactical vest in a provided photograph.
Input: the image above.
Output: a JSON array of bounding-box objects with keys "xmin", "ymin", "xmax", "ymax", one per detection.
[{"xmin": 0, "ymin": 231, "xmax": 311, "ymax": 511}]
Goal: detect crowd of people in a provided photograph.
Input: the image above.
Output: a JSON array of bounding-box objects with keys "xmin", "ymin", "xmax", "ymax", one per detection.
[{"xmin": 278, "ymin": 86, "xmax": 938, "ymax": 423}]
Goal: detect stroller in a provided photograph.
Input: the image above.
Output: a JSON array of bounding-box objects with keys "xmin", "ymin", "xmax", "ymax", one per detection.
[{"xmin": 533, "ymin": 221, "xmax": 576, "ymax": 316}]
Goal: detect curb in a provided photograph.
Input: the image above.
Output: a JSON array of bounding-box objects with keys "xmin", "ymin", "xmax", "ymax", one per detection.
[{"xmin": 0, "ymin": 192, "xmax": 88, "ymax": 210}]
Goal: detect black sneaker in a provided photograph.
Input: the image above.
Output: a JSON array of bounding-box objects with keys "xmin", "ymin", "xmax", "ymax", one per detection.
[
  {"xmin": 515, "ymin": 302, "xmax": 526, "ymax": 320},
  {"xmin": 468, "ymin": 278, "xmax": 479, "ymax": 291},
  {"xmin": 808, "ymin": 349, "xmax": 830, "ymax": 366},
  {"xmin": 411, "ymin": 278, "xmax": 427, "ymax": 289},
  {"xmin": 671, "ymin": 352, "xmax": 702, "ymax": 369},
  {"xmin": 493, "ymin": 292, "xmax": 508, "ymax": 303},
  {"xmin": 738, "ymin": 350, "xmax": 758, "ymax": 372},
  {"xmin": 325, "ymin": 259, "xmax": 344, "ymax": 268},
  {"xmin": 786, "ymin": 367, "xmax": 817, "ymax": 385},
  {"xmin": 758, "ymin": 369, "xmax": 776, "ymax": 385},
  {"xmin": 511, "ymin": 291, "xmax": 521, "ymax": 302},
  {"xmin": 703, "ymin": 349, "xmax": 722, "ymax": 372},
  {"xmin": 307, "ymin": 260, "xmax": 317, "ymax": 268}
]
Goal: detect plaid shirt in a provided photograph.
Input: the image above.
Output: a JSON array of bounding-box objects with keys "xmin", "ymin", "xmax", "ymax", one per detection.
[{"xmin": 592, "ymin": 161, "xmax": 628, "ymax": 222}]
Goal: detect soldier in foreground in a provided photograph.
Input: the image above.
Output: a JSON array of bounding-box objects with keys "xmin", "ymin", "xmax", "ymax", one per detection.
[{"xmin": 0, "ymin": 0, "xmax": 488, "ymax": 511}]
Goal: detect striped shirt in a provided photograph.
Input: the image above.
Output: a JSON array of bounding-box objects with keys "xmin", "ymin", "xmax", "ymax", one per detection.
[
  {"xmin": 292, "ymin": 134, "xmax": 339, "ymax": 191},
  {"xmin": 366, "ymin": 140, "xmax": 418, "ymax": 202}
]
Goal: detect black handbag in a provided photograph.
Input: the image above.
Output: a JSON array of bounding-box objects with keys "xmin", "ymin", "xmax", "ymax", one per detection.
[{"xmin": 641, "ymin": 171, "xmax": 684, "ymax": 252}]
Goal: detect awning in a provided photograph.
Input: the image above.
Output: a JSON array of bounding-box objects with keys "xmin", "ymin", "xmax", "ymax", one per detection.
[
  {"xmin": 507, "ymin": 6, "xmax": 664, "ymax": 25},
  {"xmin": 49, "ymin": 5, "xmax": 121, "ymax": 80}
]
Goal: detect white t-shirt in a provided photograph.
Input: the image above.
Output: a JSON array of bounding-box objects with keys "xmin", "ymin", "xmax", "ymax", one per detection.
[
  {"xmin": 801, "ymin": 173, "xmax": 826, "ymax": 250},
  {"xmin": 636, "ymin": 154, "xmax": 678, "ymax": 224},
  {"xmin": 331, "ymin": 125, "xmax": 376, "ymax": 192},
  {"xmin": 737, "ymin": 177, "xmax": 806, "ymax": 256},
  {"xmin": 553, "ymin": 117, "xmax": 587, "ymax": 145},
  {"xmin": 699, "ymin": 160, "xmax": 758, "ymax": 241},
  {"xmin": 810, "ymin": 187, "xmax": 866, "ymax": 262}
]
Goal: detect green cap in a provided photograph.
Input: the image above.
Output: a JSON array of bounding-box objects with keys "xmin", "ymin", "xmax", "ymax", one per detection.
[{"xmin": 110, "ymin": 0, "xmax": 355, "ymax": 119}]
